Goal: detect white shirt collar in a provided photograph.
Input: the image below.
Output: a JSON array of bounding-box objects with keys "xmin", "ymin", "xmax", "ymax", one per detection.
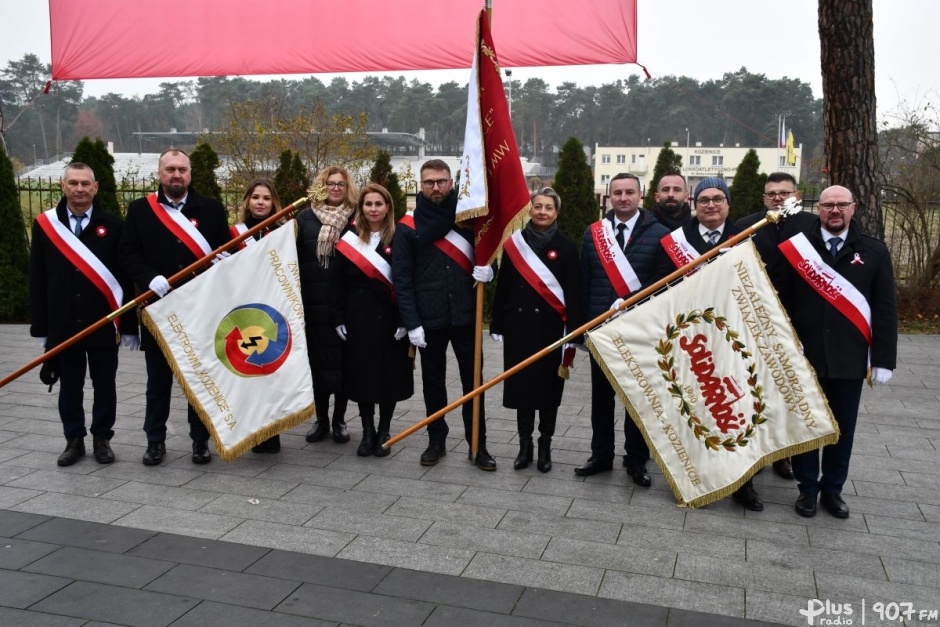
[{"xmin": 698, "ymin": 222, "xmax": 724, "ymax": 239}]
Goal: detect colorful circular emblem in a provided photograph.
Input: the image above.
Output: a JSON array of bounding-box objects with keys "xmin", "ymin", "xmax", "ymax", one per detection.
[
  {"xmin": 656, "ymin": 308, "xmax": 766, "ymax": 452},
  {"xmin": 215, "ymin": 303, "xmax": 292, "ymax": 377},
  {"xmin": 547, "ymin": 250, "xmax": 558, "ymax": 260},
  {"xmin": 96, "ymin": 225, "xmax": 107, "ymax": 237}
]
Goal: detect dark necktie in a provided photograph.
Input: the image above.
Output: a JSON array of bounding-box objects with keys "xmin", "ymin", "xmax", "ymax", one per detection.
[
  {"xmin": 706, "ymin": 230, "xmax": 720, "ymax": 246},
  {"xmin": 616, "ymin": 223, "xmax": 627, "ymax": 251},
  {"xmin": 828, "ymin": 236, "xmax": 842, "ymax": 257},
  {"xmin": 167, "ymin": 201, "xmax": 180, "ymax": 210},
  {"xmin": 73, "ymin": 214, "xmax": 86, "ymax": 237}
]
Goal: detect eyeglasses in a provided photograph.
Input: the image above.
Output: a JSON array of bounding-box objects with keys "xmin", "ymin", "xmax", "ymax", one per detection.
[
  {"xmin": 763, "ymin": 191, "xmax": 795, "ymax": 199},
  {"xmin": 422, "ymin": 178, "xmax": 450, "ymax": 189},
  {"xmin": 696, "ymin": 196, "xmax": 727, "ymax": 207},
  {"xmin": 325, "ymin": 181, "xmax": 346, "ymax": 189},
  {"xmin": 818, "ymin": 202, "xmax": 854, "ymax": 211}
]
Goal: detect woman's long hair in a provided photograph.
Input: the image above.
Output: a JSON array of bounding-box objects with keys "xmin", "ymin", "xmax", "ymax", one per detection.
[{"xmin": 355, "ymin": 183, "xmax": 396, "ymax": 246}]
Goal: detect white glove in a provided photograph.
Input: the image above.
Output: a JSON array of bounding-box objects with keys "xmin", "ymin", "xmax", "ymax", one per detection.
[
  {"xmin": 212, "ymin": 251, "xmax": 232, "ymax": 265},
  {"xmin": 871, "ymin": 367, "xmax": 893, "ymax": 385},
  {"xmin": 394, "ymin": 327, "xmax": 407, "ymax": 340},
  {"xmin": 490, "ymin": 333, "xmax": 504, "ymax": 342},
  {"xmin": 121, "ymin": 335, "xmax": 140, "ymax": 351},
  {"xmin": 610, "ymin": 298, "xmax": 625, "ymax": 311},
  {"xmin": 335, "ymin": 325, "xmax": 347, "ymax": 341},
  {"xmin": 472, "ymin": 265, "xmax": 495, "ymax": 283},
  {"xmin": 36, "ymin": 337, "xmax": 47, "ymax": 349},
  {"xmin": 149, "ymin": 276, "xmax": 171, "ymax": 297},
  {"xmin": 408, "ymin": 326, "xmax": 427, "ymax": 348}
]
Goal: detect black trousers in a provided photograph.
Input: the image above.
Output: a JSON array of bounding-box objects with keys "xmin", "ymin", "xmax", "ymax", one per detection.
[
  {"xmin": 143, "ymin": 348, "xmax": 209, "ymax": 443},
  {"xmin": 57, "ymin": 344, "xmax": 119, "ymax": 440},
  {"xmin": 419, "ymin": 324, "xmax": 486, "ymax": 445},
  {"xmin": 589, "ymin": 357, "xmax": 649, "ymax": 467},
  {"xmin": 792, "ymin": 377, "xmax": 863, "ymax": 496}
]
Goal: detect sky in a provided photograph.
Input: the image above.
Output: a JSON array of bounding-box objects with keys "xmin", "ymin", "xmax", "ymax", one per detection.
[{"xmin": 2, "ymin": 0, "xmax": 937, "ymax": 124}]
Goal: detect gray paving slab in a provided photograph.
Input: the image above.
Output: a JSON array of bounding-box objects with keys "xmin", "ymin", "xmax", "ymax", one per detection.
[
  {"xmin": 0, "ymin": 568, "xmax": 72, "ymax": 608},
  {"xmin": 513, "ymin": 586, "xmax": 669, "ymax": 627},
  {"xmin": 598, "ymin": 570, "xmax": 745, "ymax": 617},
  {"xmin": 29, "ymin": 580, "xmax": 200, "ymax": 627},
  {"xmin": 98, "ymin": 480, "xmax": 221, "ymax": 511},
  {"xmin": 373, "ymin": 567, "xmax": 523, "ymax": 614},
  {"xmin": 0, "ymin": 606, "xmax": 85, "ymax": 627},
  {"xmin": 166, "ymin": 600, "xmax": 335, "ymax": 627},
  {"xmin": 882, "ymin": 556, "xmax": 940, "ymax": 588},
  {"xmin": 10, "ymin": 492, "xmax": 141, "ymax": 524},
  {"xmin": 23, "ymin": 545, "xmax": 175, "ymax": 587},
  {"xmin": 145, "ymin": 563, "xmax": 301, "ymax": 610},
  {"xmin": 199, "ymin": 492, "xmax": 322, "ymax": 525},
  {"xmin": 0, "ymin": 536, "xmax": 59, "ymax": 570},
  {"xmin": 462, "ymin": 552, "xmax": 604, "ymax": 596},
  {"xmin": 541, "ymin": 536, "xmax": 676, "ymax": 578},
  {"xmin": 423, "ymin": 605, "xmax": 571, "ymax": 627},
  {"xmin": 111, "ymin": 504, "xmax": 244, "ymax": 539},
  {"xmin": 305, "ymin": 505, "xmax": 432, "ymax": 542},
  {"xmin": 0, "ymin": 508, "xmax": 49, "ymax": 537},
  {"xmin": 245, "ymin": 549, "xmax": 392, "ymax": 592},
  {"xmin": 337, "ymin": 535, "xmax": 476, "ymax": 576},
  {"xmin": 275, "ymin": 582, "xmax": 435, "ymax": 627},
  {"xmin": 280, "ymin": 482, "xmax": 401, "ymax": 513},
  {"xmin": 498, "ymin": 509, "xmax": 622, "ymax": 545},
  {"xmin": 16, "ymin": 516, "xmax": 155, "ymax": 553},
  {"xmin": 218, "ymin": 518, "xmax": 355, "ymax": 556},
  {"xmin": 127, "ymin": 531, "xmax": 270, "ymax": 571}
]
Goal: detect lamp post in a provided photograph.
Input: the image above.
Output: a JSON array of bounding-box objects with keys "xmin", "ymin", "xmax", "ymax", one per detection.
[{"xmin": 505, "ymin": 70, "xmax": 513, "ymax": 117}]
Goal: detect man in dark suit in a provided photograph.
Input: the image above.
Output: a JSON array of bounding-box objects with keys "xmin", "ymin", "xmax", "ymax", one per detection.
[
  {"xmin": 29, "ymin": 163, "xmax": 138, "ymax": 466},
  {"xmin": 737, "ymin": 172, "xmax": 816, "ymax": 481},
  {"xmin": 774, "ymin": 185, "xmax": 897, "ymax": 519},
  {"xmin": 120, "ymin": 149, "xmax": 231, "ymax": 466}
]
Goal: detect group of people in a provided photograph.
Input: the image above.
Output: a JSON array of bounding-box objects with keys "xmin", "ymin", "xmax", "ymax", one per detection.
[{"xmin": 29, "ymin": 152, "xmax": 897, "ymax": 519}]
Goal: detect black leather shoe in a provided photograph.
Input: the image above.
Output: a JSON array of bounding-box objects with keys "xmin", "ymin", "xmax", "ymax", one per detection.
[
  {"xmin": 305, "ymin": 419, "xmax": 331, "ymax": 442},
  {"xmin": 773, "ymin": 458, "xmax": 795, "ymax": 480},
  {"xmin": 420, "ymin": 442, "xmax": 447, "ymax": 466},
  {"xmin": 820, "ymin": 493, "xmax": 850, "ymax": 519},
  {"xmin": 795, "ymin": 491, "xmax": 817, "ymax": 517},
  {"xmin": 536, "ymin": 440, "xmax": 552, "ymax": 473},
  {"xmin": 732, "ymin": 482, "xmax": 764, "ymax": 511},
  {"xmin": 474, "ymin": 448, "xmax": 497, "ymax": 471},
  {"xmin": 252, "ymin": 435, "xmax": 280, "ymax": 454},
  {"xmin": 373, "ymin": 432, "xmax": 391, "ymax": 457},
  {"xmin": 57, "ymin": 437, "xmax": 85, "ymax": 467},
  {"xmin": 332, "ymin": 416, "xmax": 350, "ymax": 443},
  {"xmin": 142, "ymin": 441, "xmax": 165, "ymax": 466},
  {"xmin": 192, "ymin": 440, "xmax": 212, "ymax": 464},
  {"xmin": 92, "ymin": 436, "xmax": 115, "ymax": 464},
  {"xmin": 514, "ymin": 440, "xmax": 533, "ymax": 470},
  {"xmin": 574, "ymin": 457, "xmax": 613, "ymax": 477},
  {"xmin": 626, "ymin": 464, "xmax": 652, "ymax": 487}
]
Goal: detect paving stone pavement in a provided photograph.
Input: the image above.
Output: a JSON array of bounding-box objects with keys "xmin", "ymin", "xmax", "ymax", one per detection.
[{"xmin": 1, "ymin": 326, "xmax": 939, "ymax": 626}]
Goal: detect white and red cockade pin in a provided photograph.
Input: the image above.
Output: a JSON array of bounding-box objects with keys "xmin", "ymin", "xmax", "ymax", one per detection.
[
  {"xmin": 190, "ymin": 219, "xmax": 199, "ymax": 228},
  {"xmin": 95, "ymin": 225, "xmax": 107, "ymax": 237},
  {"xmin": 384, "ymin": 246, "xmax": 392, "ymax": 255},
  {"xmin": 547, "ymin": 250, "xmax": 558, "ymax": 260},
  {"xmin": 851, "ymin": 252, "xmax": 864, "ymax": 265}
]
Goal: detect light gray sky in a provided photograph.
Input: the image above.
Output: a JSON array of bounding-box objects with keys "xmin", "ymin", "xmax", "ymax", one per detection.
[{"xmin": 3, "ymin": 0, "xmax": 936, "ymax": 123}]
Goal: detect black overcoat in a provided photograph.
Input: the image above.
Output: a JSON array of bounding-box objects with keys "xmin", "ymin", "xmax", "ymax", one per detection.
[{"xmin": 490, "ymin": 229, "xmax": 581, "ymax": 410}]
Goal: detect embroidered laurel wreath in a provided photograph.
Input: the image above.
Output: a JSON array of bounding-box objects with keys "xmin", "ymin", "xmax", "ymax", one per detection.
[{"xmin": 655, "ymin": 308, "xmax": 767, "ymax": 451}]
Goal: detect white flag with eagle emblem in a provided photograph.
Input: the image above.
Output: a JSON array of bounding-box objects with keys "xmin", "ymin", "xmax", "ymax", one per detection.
[
  {"xmin": 586, "ymin": 241, "xmax": 838, "ymax": 507},
  {"xmin": 140, "ymin": 222, "xmax": 314, "ymax": 461}
]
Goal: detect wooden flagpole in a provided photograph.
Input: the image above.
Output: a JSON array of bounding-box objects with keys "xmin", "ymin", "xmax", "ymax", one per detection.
[
  {"xmin": 383, "ymin": 209, "xmax": 794, "ymax": 450},
  {"xmin": 0, "ymin": 184, "xmax": 325, "ymax": 389}
]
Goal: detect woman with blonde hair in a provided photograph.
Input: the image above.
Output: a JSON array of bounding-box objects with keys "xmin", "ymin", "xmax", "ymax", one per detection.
[
  {"xmin": 297, "ymin": 166, "xmax": 359, "ymax": 444},
  {"xmin": 332, "ymin": 184, "xmax": 413, "ymax": 455}
]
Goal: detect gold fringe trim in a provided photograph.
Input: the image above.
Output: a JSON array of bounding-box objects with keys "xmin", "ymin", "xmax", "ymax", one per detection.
[
  {"xmin": 586, "ymin": 332, "xmax": 841, "ymax": 509},
  {"xmin": 456, "ymin": 205, "xmax": 488, "ymax": 223},
  {"xmin": 140, "ymin": 308, "xmax": 315, "ymax": 462}
]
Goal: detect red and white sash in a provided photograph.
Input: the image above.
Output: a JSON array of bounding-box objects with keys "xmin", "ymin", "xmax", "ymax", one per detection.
[
  {"xmin": 660, "ymin": 227, "xmax": 702, "ymax": 270},
  {"xmin": 335, "ymin": 231, "xmax": 395, "ymax": 299},
  {"xmin": 590, "ymin": 220, "xmax": 642, "ymax": 296},
  {"xmin": 399, "ymin": 212, "xmax": 474, "ymax": 274},
  {"xmin": 36, "ymin": 209, "xmax": 122, "ymax": 328},
  {"xmin": 503, "ymin": 231, "xmax": 567, "ymax": 321},
  {"xmin": 230, "ymin": 223, "xmax": 255, "ymax": 249},
  {"xmin": 146, "ymin": 194, "xmax": 213, "ymax": 259},
  {"xmin": 779, "ymin": 232, "xmax": 872, "ymax": 344}
]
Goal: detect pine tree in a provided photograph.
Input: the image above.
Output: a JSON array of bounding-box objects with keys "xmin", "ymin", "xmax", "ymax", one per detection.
[
  {"xmin": 273, "ymin": 150, "xmax": 310, "ymax": 208},
  {"xmin": 0, "ymin": 144, "xmax": 30, "ymax": 321},
  {"xmin": 369, "ymin": 150, "xmax": 407, "ymax": 219},
  {"xmin": 71, "ymin": 137, "xmax": 120, "ymax": 216},
  {"xmin": 190, "ymin": 141, "xmax": 223, "ymax": 203},
  {"xmin": 645, "ymin": 142, "xmax": 684, "ymax": 208},
  {"xmin": 553, "ymin": 137, "xmax": 598, "ymax": 251},
  {"xmin": 728, "ymin": 149, "xmax": 766, "ymax": 222}
]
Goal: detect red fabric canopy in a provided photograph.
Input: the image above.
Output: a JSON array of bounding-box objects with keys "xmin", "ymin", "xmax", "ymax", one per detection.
[{"xmin": 49, "ymin": 0, "xmax": 636, "ymax": 80}]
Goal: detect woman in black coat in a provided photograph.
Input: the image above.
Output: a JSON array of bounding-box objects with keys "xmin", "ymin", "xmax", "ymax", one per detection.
[
  {"xmin": 490, "ymin": 187, "xmax": 581, "ymax": 472},
  {"xmin": 332, "ymin": 184, "xmax": 414, "ymax": 456},
  {"xmin": 230, "ymin": 179, "xmax": 286, "ymax": 454},
  {"xmin": 297, "ymin": 166, "xmax": 358, "ymax": 445}
]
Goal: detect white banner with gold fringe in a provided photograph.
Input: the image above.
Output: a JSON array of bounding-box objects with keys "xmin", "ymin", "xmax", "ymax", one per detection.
[
  {"xmin": 141, "ymin": 222, "xmax": 314, "ymax": 461},
  {"xmin": 586, "ymin": 241, "xmax": 838, "ymax": 507}
]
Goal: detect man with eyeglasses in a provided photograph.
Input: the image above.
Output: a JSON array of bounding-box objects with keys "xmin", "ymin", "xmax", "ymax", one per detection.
[
  {"xmin": 737, "ymin": 172, "xmax": 815, "ymax": 481},
  {"xmin": 773, "ymin": 185, "xmax": 897, "ymax": 519},
  {"xmin": 392, "ymin": 159, "xmax": 497, "ymax": 471},
  {"xmin": 576, "ymin": 173, "xmax": 673, "ymax": 485}
]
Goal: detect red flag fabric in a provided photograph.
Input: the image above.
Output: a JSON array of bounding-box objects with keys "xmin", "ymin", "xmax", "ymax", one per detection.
[
  {"xmin": 457, "ymin": 10, "xmax": 532, "ymax": 266},
  {"xmin": 49, "ymin": 0, "xmax": 637, "ymax": 81}
]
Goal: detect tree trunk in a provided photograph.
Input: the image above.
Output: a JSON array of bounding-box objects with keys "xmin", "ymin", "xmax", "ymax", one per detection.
[{"xmin": 819, "ymin": 0, "xmax": 881, "ymax": 238}]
